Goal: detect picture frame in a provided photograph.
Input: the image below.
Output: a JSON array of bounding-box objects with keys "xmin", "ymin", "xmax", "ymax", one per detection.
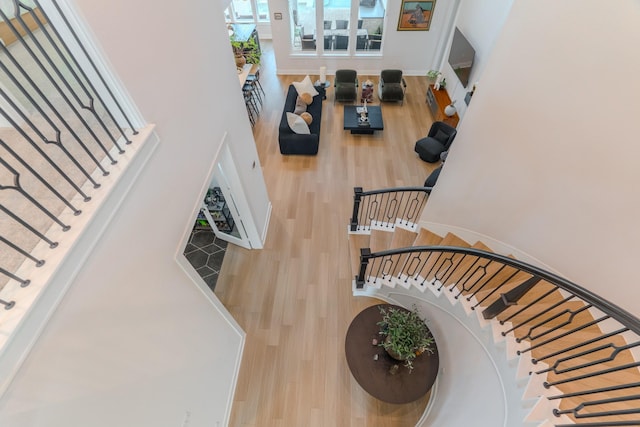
[{"xmin": 397, "ymin": 0, "xmax": 436, "ymax": 31}]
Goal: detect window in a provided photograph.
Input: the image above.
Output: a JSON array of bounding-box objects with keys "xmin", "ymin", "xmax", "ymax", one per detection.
[
  {"xmin": 225, "ymin": 0, "xmax": 270, "ymax": 23},
  {"xmin": 290, "ymin": 0, "xmax": 385, "ymax": 54}
]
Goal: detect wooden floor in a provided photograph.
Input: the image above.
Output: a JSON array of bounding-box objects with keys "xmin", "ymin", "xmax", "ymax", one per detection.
[{"xmin": 215, "ymin": 42, "xmax": 440, "ymax": 426}]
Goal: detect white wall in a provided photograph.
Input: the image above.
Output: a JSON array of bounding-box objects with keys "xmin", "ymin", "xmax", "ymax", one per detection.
[
  {"xmin": 439, "ymin": 0, "xmax": 514, "ymax": 118},
  {"xmin": 269, "ymin": 0, "xmax": 460, "ymax": 75},
  {"xmin": 0, "ymin": 0, "xmax": 270, "ymax": 425},
  {"xmin": 424, "ymin": 0, "xmax": 640, "ymax": 315}
]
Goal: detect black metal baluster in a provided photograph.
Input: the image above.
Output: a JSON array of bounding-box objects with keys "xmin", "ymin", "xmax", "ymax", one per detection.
[
  {"xmin": 0, "ymin": 298, "xmax": 16, "ymax": 309},
  {"xmin": 544, "ymin": 361, "xmax": 640, "ymax": 388},
  {"xmin": 502, "ymin": 295, "xmax": 575, "ymax": 337},
  {"xmin": 0, "ymin": 8, "xmax": 117, "ymax": 164},
  {"xmin": 48, "ymin": 0, "xmax": 139, "ymax": 135},
  {"xmin": 0, "ymin": 44, "xmax": 109, "ymax": 179},
  {"xmin": 469, "ymin": 265, "xmax": 515, "ymax": 304},
  {"xmin": 0, "ymin": 82, "xmax": 103, "ymax": 188},
  {"xmin": 16, "ymin": 3, "xmax": 128, "ymax": 150},
  {"xmin": 531, "ymin": 327, "xmax": 627, "ymax": 363},
  {"xmin": 0, "ymin": 236, "xmax": 45, "ymax": 267},
  {"xmin": 0, "ymin": 141, "xmax": 88, "ymax": 212},
  {"xmin": 0, "ymin": 158, "xmax": 71, "ymax": 231},
  {"xmin": 554, "ymin": 394, "xmax": 640, "ymax": 419},
  {"xmin": 0, "ymin": 205, "xmax": 58, "ymax": 248},
  {"xmin": 538, "ymin": 341, "xmax": 640, "ymax": 376},
  {"xmin": 500, "ymin": 286, "xmax": 558, "ymax": 325},
  {"xmin": 0, "ymin": 267, "xmax": 30, "ymax": 288},
  {"xmin": 517, "ymin": 303, "xmax": 591, "ymax": 343}
]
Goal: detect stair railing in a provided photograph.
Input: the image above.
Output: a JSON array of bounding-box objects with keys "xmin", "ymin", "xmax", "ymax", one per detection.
[
  {"xmin": 350, "ymin": 186, "xmax": 431, "ymax": 232},
  {"xmin": 0, "ymin": 2, "xmax": 138, "ymax": 306},
  {"xmin": 357, "ymin": 246, "xmax": 640, "ymax": 426}
]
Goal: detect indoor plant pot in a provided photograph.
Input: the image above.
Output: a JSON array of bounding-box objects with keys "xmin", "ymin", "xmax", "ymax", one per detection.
[{"xmin": 377, "ymin": 305, "xmax": 434, "ymax": 371}]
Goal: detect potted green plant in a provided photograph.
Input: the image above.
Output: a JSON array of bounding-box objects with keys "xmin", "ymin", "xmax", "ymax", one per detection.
[
  {"xmin": 426, "ymin": 70, "xmax": 440, "ymax": 81},
  {"xmin": 230, "ymin": 35, "xmax": 261, "ymax": 68},
  {"xmin": 377, "ymin": 305, "xmax": 434, "ymax": 371}
]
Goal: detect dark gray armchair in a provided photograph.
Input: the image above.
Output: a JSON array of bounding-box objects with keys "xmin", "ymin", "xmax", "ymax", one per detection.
[
  {"xmin": 334, "ymin": 69, "xmax": 358, "ymax": 104},
  {"xmin": 378, "ymin": 69, "xmax": 407, "ymax": 105},
  {"xmin": 414, "ymin": 121, "xmax": 457, "ymax": 163}
]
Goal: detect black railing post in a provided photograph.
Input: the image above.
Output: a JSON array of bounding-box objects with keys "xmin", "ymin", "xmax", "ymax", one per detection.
[
  {"xmin": 356, "ymin": 248, "xmax": 372, "ymax": 289},
  {"xmin": 350, "ymin": 187, "xmax": 363, "ymax": 231}
]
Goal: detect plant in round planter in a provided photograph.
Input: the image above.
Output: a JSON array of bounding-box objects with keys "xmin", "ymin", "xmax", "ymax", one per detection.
[
  {"xmin": 377, "ymin": 305, "xmax": 434, "ymax": 372},
  {"xmin": 230, "ymin": 34, "xmax": 261, "ymax": 69}
]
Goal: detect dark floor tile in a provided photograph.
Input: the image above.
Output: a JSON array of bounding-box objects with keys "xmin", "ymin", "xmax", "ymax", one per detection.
[
  {"xmin": 184, "ymin": 228, "xmax": 226, "ymax": 293},
  {"xmin": 202, "ymin": 273, "xmax": 218, "ymax": 291},
  {"xmin": 185, "ymin": 249, "xmax": 209, "ymax": 269},
  {"xmin": 213, "ymin": 238, "xmax": 228, "ymax": 249},
  {"xmin": 196, "ymin": 265, "xmax": 215, "ymax": 277},
  {"xmin": 201, "ymin": 243, "xmax": 221, "ymax": 255},
  {"xmin": 207, "ymin": 250, "xmax": 225, "ymax": 272},
  {"xmin": 190, "ymin": 230, "xmax": 216, "ymax": 248}
]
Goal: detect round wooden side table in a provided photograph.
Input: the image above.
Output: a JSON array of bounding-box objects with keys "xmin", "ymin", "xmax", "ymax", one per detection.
[{"xmin": 345, "ymin": 304, "xmax": 439, "ymax": 404}]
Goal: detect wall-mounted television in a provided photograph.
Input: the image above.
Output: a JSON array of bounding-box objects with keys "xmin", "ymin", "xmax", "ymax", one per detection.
[{"xmin": 447, "ymin": 27, "xmax": 475, "ymax": 88}]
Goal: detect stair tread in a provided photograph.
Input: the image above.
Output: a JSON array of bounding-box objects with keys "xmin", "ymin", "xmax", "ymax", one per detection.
[
  {"xmin": 389, "ymin": 227, "xmax": 418, "ymax": 249},
  {"xmin": 413, "ymin": 228, "xmax": 443, "ymax": 246},
  {"xmin": 440, "ymin": 232, "xmax": 471, "ymax": 247},
  {"xmin": 370, "ymin": 229, "xmax": 393, "ymax": 253}
]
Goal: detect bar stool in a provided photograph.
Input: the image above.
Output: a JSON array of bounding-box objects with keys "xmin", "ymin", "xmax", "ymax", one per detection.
[
  {"xmin": 243, "ymin": 91, "xmax": 257, "ymax": 126},
  {"xmin": 246, "ymin": 67, "xmax": 265, "ymax": 99},
  {"xmin": 242, "ymin": 83, "xmax": 260, "ymax": 126}
]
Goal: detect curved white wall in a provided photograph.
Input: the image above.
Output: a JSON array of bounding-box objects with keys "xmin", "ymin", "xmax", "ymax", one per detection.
[{"xmin": 424, "ymin": 0, "xmax": 640, "ymax": 314}]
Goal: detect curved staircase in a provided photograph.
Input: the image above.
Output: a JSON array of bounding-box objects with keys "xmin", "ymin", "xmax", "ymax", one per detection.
[{"xmin": 348, "ymin": 187, "xmax": 640, "ymax": 426}]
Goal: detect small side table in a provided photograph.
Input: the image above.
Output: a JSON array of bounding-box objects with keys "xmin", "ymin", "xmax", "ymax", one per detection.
[{"xmin": 315, "ymin": 80, "xmax": 330, "ymax": 100}]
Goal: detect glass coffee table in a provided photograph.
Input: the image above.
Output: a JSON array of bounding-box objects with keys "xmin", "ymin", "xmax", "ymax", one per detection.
[{"xmin": 343, "ymin": 105, "xmax": 384, "ymax": 135}]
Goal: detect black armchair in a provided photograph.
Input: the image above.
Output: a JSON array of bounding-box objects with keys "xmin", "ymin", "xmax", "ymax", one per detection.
[
  {"xmin": 334, "ymin": 69, "xmax": 358, "ymax": 104},
  {"xmin": 414, "ymin": 121, "xmax": 457, "ymax": 163},
  {"xmin": 378, "ymin": 69, "xmax": 407, "ymax": 105}
]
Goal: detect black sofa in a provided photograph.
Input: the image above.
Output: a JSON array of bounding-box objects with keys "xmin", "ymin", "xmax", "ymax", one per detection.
[{"xmin": 278, "ymin": 85, "xmax": 322, "ymax": 155}]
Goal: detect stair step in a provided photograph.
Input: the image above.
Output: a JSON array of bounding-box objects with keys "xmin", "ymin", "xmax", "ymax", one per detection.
[
  {"xmin": 370, "ymin": 228, "xmax": 393, "ymax": 253},
  {"xmin": 440, "ymin": 232, "xmax": 472, "ymax": 247},
  {"xmin": 412, "ymin": 228, "xmax": 443, "ymax": 246},
  {"xmin": 389, "ymin": 226, "xmax": 418, "ymax": 249}
]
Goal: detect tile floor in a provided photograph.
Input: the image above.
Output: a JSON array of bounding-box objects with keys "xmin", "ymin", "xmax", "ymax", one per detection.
[{"xmin": 184, "ymin": 228, "xmax": 227, "ymax": 291}]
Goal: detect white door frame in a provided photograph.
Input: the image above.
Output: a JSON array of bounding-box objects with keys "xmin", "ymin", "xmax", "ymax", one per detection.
[{"xmin": 206, "ymin": 136, "xmax": 262, "ymax": 249}]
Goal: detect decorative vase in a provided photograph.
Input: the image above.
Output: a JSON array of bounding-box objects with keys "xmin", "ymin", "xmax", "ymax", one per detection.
[
  {"xmin": 235, "ymin": 54, "xmax": 246, "ymax": 68},
  {"xmin": 444, "ymin": 100, "xmax": 457, "ymax": 117}
]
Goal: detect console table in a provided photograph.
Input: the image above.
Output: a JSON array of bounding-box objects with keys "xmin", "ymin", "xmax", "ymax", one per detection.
[
  {"xmin": 426, "ymin": 84, "xmax": 459, "ymax": 128},
  {"xmin": 345, "ymin": 304, "xmax": 439, "ymax": 403}
]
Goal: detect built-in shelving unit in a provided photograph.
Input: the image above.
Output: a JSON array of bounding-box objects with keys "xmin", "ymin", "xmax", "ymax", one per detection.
[{"xmin": 196, "ymin": 187, "xmax": 235, "ymax": 232}]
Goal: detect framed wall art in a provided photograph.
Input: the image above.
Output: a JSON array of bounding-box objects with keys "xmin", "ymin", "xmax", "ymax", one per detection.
[{"xmin": 397, "ymin": 0, "xmax": 436, "ymax": 31}]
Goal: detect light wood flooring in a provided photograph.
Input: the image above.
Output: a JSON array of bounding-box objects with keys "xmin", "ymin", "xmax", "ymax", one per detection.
[{"xmin": 215, "ymin": 42, "xmax": 440, "ymax": 426}]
